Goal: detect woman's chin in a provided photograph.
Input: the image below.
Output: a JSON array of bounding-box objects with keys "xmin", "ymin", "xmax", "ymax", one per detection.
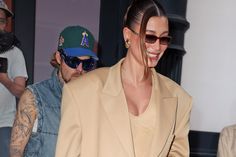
[{"xmin": 148, "ymin": 58, "xmax": 159, "ymax": 67}]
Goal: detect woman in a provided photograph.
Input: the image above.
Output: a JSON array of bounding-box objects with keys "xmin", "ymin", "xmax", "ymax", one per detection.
[{"xmin": 55, "ymin": 0, "xmax": 192, "ymax": 157}]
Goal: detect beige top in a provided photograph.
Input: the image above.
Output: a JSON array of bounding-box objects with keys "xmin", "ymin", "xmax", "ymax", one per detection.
[{"xmin": 129, "ymin": 85, "xmax": 156, "ymax": 157}]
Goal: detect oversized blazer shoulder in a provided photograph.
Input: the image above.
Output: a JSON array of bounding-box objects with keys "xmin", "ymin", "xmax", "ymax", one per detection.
[{"xmin": 55, "ymin": 59, "xmax": 193, "ymax": 157}]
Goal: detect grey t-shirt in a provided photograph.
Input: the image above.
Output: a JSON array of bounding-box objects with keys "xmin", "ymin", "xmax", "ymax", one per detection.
[{"xmin": 0, "ymin": 46, "xmax": 28, "ymax": 127}]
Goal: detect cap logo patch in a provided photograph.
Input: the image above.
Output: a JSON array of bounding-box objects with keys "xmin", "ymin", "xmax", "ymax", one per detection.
[
  {"xmin": 80, "ymin": 31, "xmax": 89, "ymax": 48},
  {"xmin": 59, "ymin": 36, "xmax": 64, "ymax": 46}
]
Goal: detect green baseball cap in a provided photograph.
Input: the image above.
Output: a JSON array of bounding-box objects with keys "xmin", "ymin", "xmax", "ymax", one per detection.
[{"xmin": 57, "ymin": 25, "xmax": 98, "ymax": 60}]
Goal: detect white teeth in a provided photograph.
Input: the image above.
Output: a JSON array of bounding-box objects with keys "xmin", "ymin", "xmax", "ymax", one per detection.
[{"xmin": 147, "ymin": 52, "xmax": 157, "ymax": 58}]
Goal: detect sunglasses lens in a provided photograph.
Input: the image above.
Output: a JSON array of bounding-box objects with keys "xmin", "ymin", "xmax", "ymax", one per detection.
[
  {"xmin": 63, "ymin": 56, "xmax": 79, "ymax": 69},
  {"xmin": 70, "ymin": 57, "xmax": 81, "ymax": 68},
  {"xmin": 160, "ymin": 37, "xmax": 171, "ymax": 45},
  {"xmin": 82, "ymin": 58, "xmax": 97, "ymax": 71},
  {"xmin": 145, "ymin": 35, "xmax": 171, "ymax": 45},
  {"xmin": 145, "ymin": 35, "xmax": 157, "ymax": 44}
]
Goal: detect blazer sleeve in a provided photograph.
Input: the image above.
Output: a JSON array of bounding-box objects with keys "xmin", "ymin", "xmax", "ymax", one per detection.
[
  {"xmin": 55, "ymin": 84, "xmax": 82, "ymax": 157},
  {"xmin": 168, "ymin": 96, "xmax": 193, "ymax": 157},
  {"xmin": 217, "ymin": 126, "xmax": 235, "ymax": 157}
]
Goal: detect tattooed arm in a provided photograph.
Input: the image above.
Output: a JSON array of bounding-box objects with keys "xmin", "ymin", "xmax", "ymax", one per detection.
[{"xmin": 9, "ymin": 89, "xmax": 37, "ymax": 157}]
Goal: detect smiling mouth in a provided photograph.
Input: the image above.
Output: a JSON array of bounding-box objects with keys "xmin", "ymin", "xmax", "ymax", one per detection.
[{"xmin": 146, "ymin": 51, "xmax": 160, "ymax": 59}]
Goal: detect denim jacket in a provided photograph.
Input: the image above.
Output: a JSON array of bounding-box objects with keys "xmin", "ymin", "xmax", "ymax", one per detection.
[{"xmin": 24, "ymin": 69, "xmax": 62, "ymax": 157}]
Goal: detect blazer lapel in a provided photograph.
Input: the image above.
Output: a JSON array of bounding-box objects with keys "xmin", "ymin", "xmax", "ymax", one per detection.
[
  {"xmin": 149, "ymin": 70, "xmax": 178, "ymax": 157},
  {"xmin": 101, "ymin": 59, "xmax": 135, "ymax": 157}
]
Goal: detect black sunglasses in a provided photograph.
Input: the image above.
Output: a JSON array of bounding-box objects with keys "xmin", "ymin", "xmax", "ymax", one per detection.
[
  {"xmin": 145, "ymin": 34, "xmax": 171, "ymax": 45},
  {"xmin": 59, "ymin": 49, "xmax": 97, "ymax": 71},
  {"xmin": 129, "ymin": 28, "xmax": 172, "ymax": 45}
]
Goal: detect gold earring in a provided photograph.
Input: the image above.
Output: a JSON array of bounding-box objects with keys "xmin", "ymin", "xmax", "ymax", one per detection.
[{"xmin": 125, "ymin": 39, "xmax": 130, "ymax": 49}]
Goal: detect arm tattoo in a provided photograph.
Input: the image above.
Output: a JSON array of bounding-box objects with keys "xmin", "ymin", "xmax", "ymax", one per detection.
[{"xmin": 10, "ymin": 89, "xmax": 37, "ymax": 157}]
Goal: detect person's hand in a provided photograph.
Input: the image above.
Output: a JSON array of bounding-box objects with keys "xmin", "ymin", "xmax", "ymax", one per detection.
[{"xmin": 0, "ymin": 72, "xmax": 9, "ymax": 84}]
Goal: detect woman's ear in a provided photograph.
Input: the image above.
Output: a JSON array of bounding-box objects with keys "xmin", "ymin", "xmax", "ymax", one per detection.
[
  {"xmin": 123, "ymin": 27, "xmax": 132, "ymax": 48},
  {"xmin": 123, "ymin": 27, "xmax": 131, "ymax": 42}
]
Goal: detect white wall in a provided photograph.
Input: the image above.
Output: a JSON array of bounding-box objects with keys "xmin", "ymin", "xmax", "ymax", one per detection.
[
  {"xmin": 182, "ymin": 0, "xmax": 236, "ymax": 132},
  {"xmin": 34, "ymin": 0, "xmax": 100, "ymax": 82}
]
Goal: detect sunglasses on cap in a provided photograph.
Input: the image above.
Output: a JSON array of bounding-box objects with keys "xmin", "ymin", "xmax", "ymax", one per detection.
[
  {"xmin": 59, "ymin": 49, "xmax": 97, "ymax": 71},
  {"xmin": 129, "ymin": 28, "xmax": 172, "ymax": 45}
]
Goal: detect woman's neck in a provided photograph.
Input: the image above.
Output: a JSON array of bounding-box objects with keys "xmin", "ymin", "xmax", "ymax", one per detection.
[{"xmin": 121, "ymin": 57, "xmax": 152, "ymax": 86}]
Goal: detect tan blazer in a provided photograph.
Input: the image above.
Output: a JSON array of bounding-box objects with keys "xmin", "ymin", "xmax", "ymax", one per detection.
[
  {"xmin": 55, "ymin": 59, "xmax": 192, "ymax": 157},
  {"xmin": 217, "ymin": 124, "xmax": 236, "ymax": 157}
]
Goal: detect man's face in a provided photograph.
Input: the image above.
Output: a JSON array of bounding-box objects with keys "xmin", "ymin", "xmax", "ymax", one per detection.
[
  {"xmin": 0, "ymin": 9, "xmax": 7, "ymax": 31},
  {"xmin": 56, "ymin": 51, "xmax": 96, "ymax": 83},
  {"xmin": 60, "ymin": 56, "xmax": 90, "ymax": 82}
]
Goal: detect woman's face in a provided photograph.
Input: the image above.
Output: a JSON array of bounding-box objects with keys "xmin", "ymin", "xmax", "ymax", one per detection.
[
  {"xmin": 145, "ymin": 16, "xmax": 169, "ymax": 67},
  {"xmin": 128, "ymin": 16, "xmax": 169, "ymax": 68}
]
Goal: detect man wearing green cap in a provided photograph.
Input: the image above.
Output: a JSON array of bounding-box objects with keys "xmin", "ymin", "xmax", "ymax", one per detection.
[{"xmin": 9, "ymin": 25, "xmax": 98, "ymax": 157}]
